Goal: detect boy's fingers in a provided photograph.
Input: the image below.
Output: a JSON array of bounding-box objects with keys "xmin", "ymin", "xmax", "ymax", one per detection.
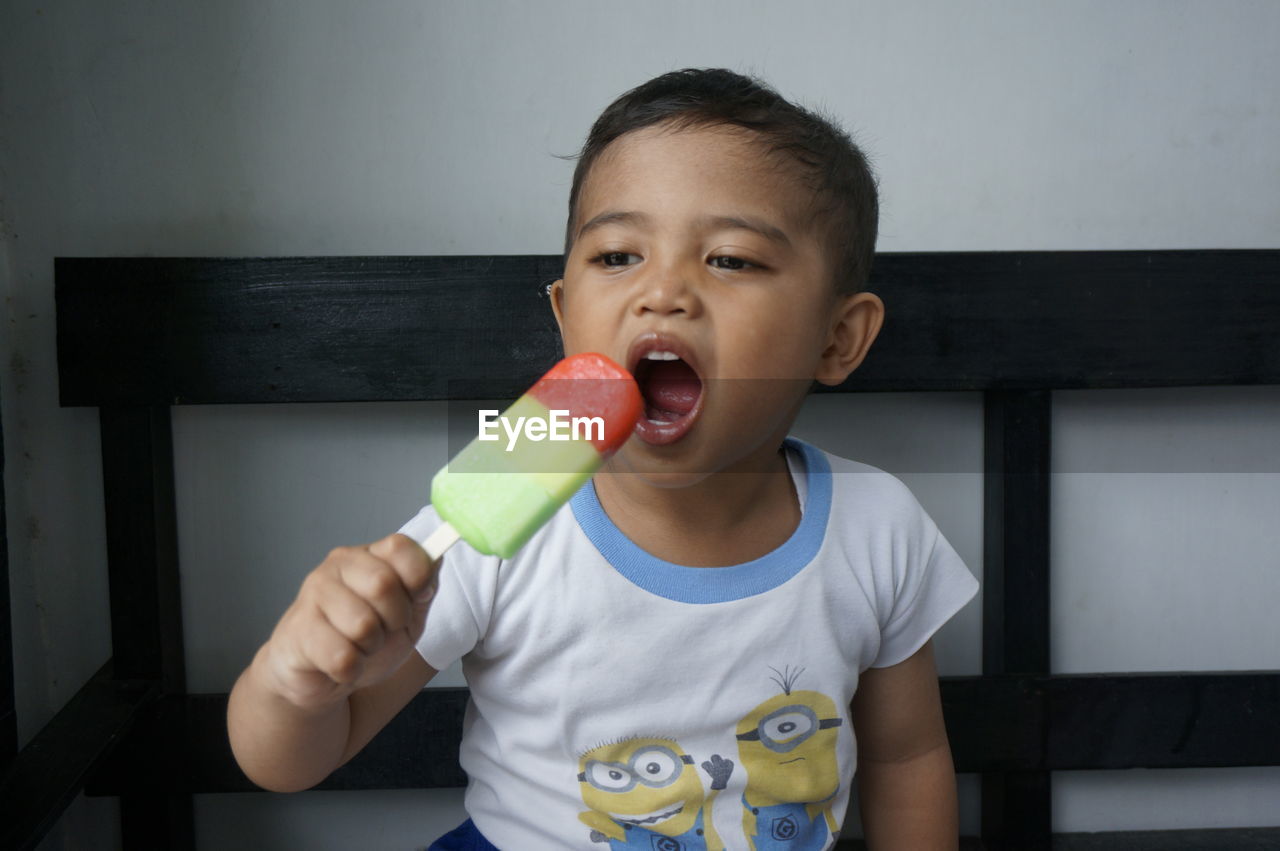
[
  {"xmin": 367, "ymin": 533, "xmax": 437, "ymax": 598},
  {"xmin": 335, "ymin": 552, "xmax": 415, "ymax": 634},
  {"xmin": 293, "ymin": 612, "xmax": 364, "ymax": 686},
  {"xmin": 316, "ymin": 579, "xmax": 391, "ymax": 656}
]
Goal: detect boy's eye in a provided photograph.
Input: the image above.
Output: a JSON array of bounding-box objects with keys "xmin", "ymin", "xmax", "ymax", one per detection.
[
  {"xmin": 593, "ymin": 251, "xmax": 640, "ymax": 268},
  {"xmin": 710, "ymin": 255, "xmax": 756, "ymax": 271}
]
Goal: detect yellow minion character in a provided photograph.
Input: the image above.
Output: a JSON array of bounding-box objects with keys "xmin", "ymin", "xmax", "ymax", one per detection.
[
  {"xmin": 735, "ymin": 666, "xmax": 843, "ymax": 849},
  {"xmin": 577, "ymin": 736, "xmax": 733, "ymax": 850}
]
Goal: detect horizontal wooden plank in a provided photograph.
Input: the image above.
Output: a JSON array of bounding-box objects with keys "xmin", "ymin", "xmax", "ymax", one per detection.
[
  {"xmin": 86, "ymin": 687, "xmax": 470, "ymax": 795},
  {"xmin": 85, "ymin": 672, "xmax": 1280, "ymax": 796},
  {"xmin": 56, "ymin": 251, "xmax": 1280, "ymax": 406},
  {"xmin": 840, "ymin": 840, "xmax": 988, "ymax": 851},
  {"xmin": 1046, "ymin": 827, "xmax": 1280, "ymax": 850},
  {"xmin": 865, "ymin": 250, "xmax": 1280, "ymax": 392},
  {"xmin": 836, "ymin": 828, "xmax": 1280, "ymax": 850},
  {"xmin": 56, "ymin": 256, "xmax": 565, "ymax": 406},
  {"xmin": 0, "ymin": 661, "xmax": 159, "ymax": 851},
  {"xmin": 947, "ymin": 671, "xmax": 1280, "ymax": 772},
  {"xmin": 1044, "ymin": 670, "xmax": 1280, "ymax": 771}
]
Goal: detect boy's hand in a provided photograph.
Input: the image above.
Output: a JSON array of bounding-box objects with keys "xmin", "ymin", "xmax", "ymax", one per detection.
[{"xmin": 259, "ymin": 533, "xmax": 439, "ymax": 712}]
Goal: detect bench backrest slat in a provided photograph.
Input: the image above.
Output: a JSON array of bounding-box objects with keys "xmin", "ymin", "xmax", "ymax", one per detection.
[{"xmin": 56, "ymin": 251, "xmax": 1280, "ymax": 407}]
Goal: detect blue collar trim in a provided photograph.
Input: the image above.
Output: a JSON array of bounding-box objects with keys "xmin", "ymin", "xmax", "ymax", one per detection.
[{"xmin": 569, "ymin": 436, "xmax": 831, "ymax": 604}]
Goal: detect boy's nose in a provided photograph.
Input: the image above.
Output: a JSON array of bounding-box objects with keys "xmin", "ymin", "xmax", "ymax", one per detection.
[{"xmin": 633, "ymin": 260, "xmax": 701, "ymax": 318}]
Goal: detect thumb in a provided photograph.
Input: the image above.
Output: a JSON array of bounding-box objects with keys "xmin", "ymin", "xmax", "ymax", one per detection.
[
  {"xmin": 412, "ymin": 572, "xmax": 438, "ymax": 604},
  {"xmin": 405, "ymin": 561, "xmax": 440, "ymax": 643},
  {"xmin": 406, "ymin": 581, "xmax": 435, "ymax": 644},
  {"xmin": 367, "ymin": 532, "xmax": 436, "ymax": 599}
]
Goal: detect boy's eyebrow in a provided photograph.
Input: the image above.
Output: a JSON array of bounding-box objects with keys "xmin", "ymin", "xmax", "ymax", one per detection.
[{"xmin": 577, "ymin": 210, "xmax": 792, "ymax": 248}]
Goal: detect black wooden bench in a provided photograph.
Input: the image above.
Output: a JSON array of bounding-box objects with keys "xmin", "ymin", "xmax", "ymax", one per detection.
[{"xmin": 2, "ymin": 251, "xmax": 1278, "ymax": 849}]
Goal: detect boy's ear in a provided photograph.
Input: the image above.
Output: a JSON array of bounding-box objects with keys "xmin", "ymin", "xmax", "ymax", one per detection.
[
  {"xmin": 814, "ymin": 291, "xmax": 885, "ymax": 386},
  {"xmin": 548, "ymin": 278, "xmax": 566, "ymax": 335}
]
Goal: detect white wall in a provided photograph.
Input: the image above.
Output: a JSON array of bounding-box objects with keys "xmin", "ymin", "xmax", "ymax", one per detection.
[{"xmin": 2, "ymin": 1, "xmax": 1278, "ymax": 848}]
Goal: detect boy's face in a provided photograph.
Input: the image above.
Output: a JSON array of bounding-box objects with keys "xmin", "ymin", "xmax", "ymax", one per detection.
[{"xmin": 550, "ymin": 122, "xmax": 881, "ymax": 485}]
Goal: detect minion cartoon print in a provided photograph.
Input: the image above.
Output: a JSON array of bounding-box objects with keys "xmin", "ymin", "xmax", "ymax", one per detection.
[
  {"xmin": 577, "ymin": 736, "xmax": 734, "ymax": 850},
  {"xmin": 736, "ymin": 667, "xmax": 844, "ymax": 850}
]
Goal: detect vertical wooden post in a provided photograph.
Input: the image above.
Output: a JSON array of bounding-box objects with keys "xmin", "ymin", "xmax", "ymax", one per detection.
[
  {"xmin": 99, "ymin": 406, "xmax": 193, "ymax": 849},
  {"xmin": 982, "ymin": 389, "xmax": 1053, "ymax": 847},
  {"xmin": 0, "ymin": 388, "xmax": 16, "ymax": 767}
]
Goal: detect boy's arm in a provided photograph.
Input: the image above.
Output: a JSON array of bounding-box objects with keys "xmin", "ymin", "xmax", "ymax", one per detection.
[
  {"xmin": 227, "ymin": 533, "xmax": 440, "ymax": 793},
  {"xmin": 852, "ymin": 640, "xmax": 960, "ymax": 851},
  {"xmin": 228, "ymin": 645, "xmax": 437, "ymax": 792}
]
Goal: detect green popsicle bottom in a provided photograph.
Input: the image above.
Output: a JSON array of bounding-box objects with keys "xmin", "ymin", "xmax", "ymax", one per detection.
[{"xmin": 430, "ymin": 394, "xmax": 605, "ymax": 558}]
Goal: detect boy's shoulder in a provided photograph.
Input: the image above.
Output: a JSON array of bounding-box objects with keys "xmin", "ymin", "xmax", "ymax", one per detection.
[{"xmin": 790, "ymin": 436, "xmax": 926, "ymax": 517}]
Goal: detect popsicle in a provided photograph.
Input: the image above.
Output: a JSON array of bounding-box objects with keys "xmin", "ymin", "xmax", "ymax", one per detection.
[{"xmin": 420, "ymin": 352, "xmax": 642, "ymax": 561}]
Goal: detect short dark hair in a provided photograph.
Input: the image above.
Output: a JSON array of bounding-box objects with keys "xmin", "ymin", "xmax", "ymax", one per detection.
[{"xmin": 559, "ymin": 67, "xmax": 879, "ymax": 295}]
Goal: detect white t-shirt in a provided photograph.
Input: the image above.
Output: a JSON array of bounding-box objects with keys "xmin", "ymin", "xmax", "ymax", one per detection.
[{"xmin": 398, "ymin": 436, "xmax": 979, "ymax": 850}]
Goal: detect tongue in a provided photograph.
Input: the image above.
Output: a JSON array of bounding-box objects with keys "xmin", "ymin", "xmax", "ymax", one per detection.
[{"xmin": 642, "ymin": 360, "xmax": 701, "ymax": 416}]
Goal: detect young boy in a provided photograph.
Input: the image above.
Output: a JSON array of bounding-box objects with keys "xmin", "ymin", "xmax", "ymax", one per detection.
[{"xmin": 228, "ymin": 67, "xmax": 978, "ymax": 850}]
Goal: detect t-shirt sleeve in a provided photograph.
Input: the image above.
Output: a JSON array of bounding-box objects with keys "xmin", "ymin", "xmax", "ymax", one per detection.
[
  {"xmin": 871, "ymin": 489, "xmax": 979, "ymax": 669},
  {"xmin": 397, "ymin": 504, "xmax": 500, "ymax": 672}
]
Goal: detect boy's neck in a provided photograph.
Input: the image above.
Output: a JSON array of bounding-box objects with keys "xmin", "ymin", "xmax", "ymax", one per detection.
[{"xmin": 591, "ymin": 439, "xmax": 802, "ymax": 567}]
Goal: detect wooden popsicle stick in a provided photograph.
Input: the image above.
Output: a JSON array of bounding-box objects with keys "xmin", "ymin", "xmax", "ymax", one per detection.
[{"xmin": 420, "ymin": 522, "xmax": 461, "ymax": 563}]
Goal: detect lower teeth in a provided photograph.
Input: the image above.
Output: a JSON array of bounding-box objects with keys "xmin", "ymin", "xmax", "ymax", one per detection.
[{"xmin": 644, "ymin": 404, "xmax": 682, "ymax": 425}]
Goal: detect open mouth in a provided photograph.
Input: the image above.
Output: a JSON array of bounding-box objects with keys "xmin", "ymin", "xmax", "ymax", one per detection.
[{"xmin": 629, "ymin": 339, "xmax": 705, "ymax": 445}]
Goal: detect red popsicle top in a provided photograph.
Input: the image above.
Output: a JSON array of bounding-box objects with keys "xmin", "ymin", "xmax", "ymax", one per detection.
[{"xmin": 527, "ymin": 352, "xmax": 642, "ymax": 454}]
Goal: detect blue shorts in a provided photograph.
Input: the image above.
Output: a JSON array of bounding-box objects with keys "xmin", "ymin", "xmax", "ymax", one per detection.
[{"xmin": 426, "ymin": 819, "xmax": 500, "ymax": 851}]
